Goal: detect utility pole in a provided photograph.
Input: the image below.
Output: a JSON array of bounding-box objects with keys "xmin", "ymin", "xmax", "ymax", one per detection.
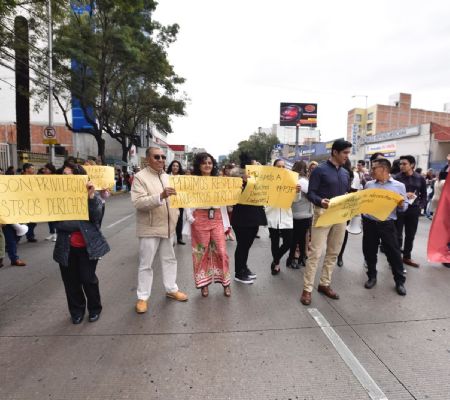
[{"xmin": 48, "ymin": 0, "xmax": 55, "ymax": 163}]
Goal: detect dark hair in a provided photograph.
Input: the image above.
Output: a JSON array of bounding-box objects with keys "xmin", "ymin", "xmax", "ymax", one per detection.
[
  {"xmin": 193, "ymin": 152, "xmax": 218, "ymax": 176},
  {"xmin": 391, "ymin": 159, "xmax": 400, "ymax": 175},
  {"xmin": 342, "ymin": 159, "xmax": 354, "ymax": 180},
  {"xmin": 44, "ymin": 162, "xmax": 57, "ymax": 174},
  {"xmin": 22, "ymin": 163, "xmax": 33, "ymax": 171},
  {"xmin": 166, "ymin": 160, "xmax": 184, "ymax": 175},
  {"xmin": 399, "ymin": 155, "xmax": 416, "ymax": 167},
  {"xmin": 273, "ymin": 158, "xmax": 283, "ymax": 167},
  {"xmin": 292, "ymin": 160, "xmax": 307, "ymax": 177},
  {"xmin": 415, "ymin": 167, "xmax": 422, "ymax": 174},
  {"xmin": 372, "ymin": 158, "xmax": 391, "ymax": 170},
  {"xmin": 438, "ymin": 170, "xmax": 448, "ymax": 181},
  {"xmin": 369, "ymin": 152, "xmax": 384, "ymax": 162},
  {"xmin": 357, "ymin": 160, "xmax": 366, "ymax": 165},
  {"xmin": 64, "ymin": 162, "xmax": 87, "ymax": 175},
  {"xmin": 239, "ymin": 152, "xmax": 253, "ymax": 169},
  {"xmin": 5, "ymin": 166, "xmax": 15, "ymax": 175},
  {"xmin": 331, "ymin": 139, "xmax": 352, "ymax": 154}
]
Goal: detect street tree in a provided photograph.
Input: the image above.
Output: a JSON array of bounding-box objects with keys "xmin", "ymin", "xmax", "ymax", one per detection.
[{"xmin": 229, "ymin": 131, "xmax": 279, "ymax": 165}]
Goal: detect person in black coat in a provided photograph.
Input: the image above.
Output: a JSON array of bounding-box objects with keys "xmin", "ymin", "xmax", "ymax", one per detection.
[
  {"xmin": 230, "ymin": 155, "xmax": 267, "ymax": 284},
  {"xmin": 53, "ymin": 163, "xmax": 110, "ymax": 324}
]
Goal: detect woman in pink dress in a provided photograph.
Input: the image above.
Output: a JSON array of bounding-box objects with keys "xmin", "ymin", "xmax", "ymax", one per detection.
[{"xmin": 186, "ymin": 152, "xmax": 231, "ymax": 297}]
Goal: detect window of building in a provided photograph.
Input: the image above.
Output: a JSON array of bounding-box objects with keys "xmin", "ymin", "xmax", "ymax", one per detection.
[
  {"xmin": 367, "ymin": 123, "xmax": 373, "ymax": 131},
  {"xmin": 367, "ymin": 112, "xmax": 374, "ymax": 120},
  {"xmin": 355, "ymin": 114, "xmax": 362, "ymax": 122}
]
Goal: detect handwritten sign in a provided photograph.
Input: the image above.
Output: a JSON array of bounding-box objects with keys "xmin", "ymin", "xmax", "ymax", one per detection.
[
  {"xmin": 239, "ymin": 165, "xmax": 298, "ymax": 208},
  {"xmin": 169, "ymin": 176, "xmax": 243, "ymax": 208},
  {"xmin": 0, "ymin": 175, "xmax": 89, "ymax": 224},
  {"xmin": 84, "ymin": 165, "xmax": 115, "ymax": 190},
  {"xmin": 314, "ymin": 188, "xmax": 403, "ymax": 227}
]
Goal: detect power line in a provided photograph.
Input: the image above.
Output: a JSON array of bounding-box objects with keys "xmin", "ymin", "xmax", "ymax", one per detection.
[{"xmin": 0, "ymin": 77, "xmax": 15, "ymax": 89}]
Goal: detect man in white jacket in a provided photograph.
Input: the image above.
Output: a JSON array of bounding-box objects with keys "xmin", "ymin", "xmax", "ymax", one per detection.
[{"xmin": 131, "ymin": 146, "xmax": 188, "ymax": 314}]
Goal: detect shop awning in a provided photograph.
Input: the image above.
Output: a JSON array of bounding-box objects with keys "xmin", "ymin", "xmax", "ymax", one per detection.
[{"xmin": 431, "ymin": 123, "xmax": 450, "ymax": 142}]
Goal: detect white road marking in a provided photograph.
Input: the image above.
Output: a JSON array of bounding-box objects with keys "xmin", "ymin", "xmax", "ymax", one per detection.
[
  {"xmin": 105, "ymin": 213, "xmax": 134, "ymax": 229},
  {"xmin": 308, "ymin": 308, "xmax": 388, "ymax": 400}
]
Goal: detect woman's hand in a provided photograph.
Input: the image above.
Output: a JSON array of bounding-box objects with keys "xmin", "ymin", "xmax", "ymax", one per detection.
[{"xmin": 87, "ymin": 181, "xmax": 96, "ymax": 199}]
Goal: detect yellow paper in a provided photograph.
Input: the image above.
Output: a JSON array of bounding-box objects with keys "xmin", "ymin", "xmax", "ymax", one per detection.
[
  {"xmin": 169, "ymin": 175, "xmax": 243, "ymax": 208},
  {"xmin": 0, "ymin": 175, "xmax": 89, "ymax": 224},
  {"xmin": 239, "ymin": 165, "xmax": 298, "ymax": 208},
  {"xmin": 314, "ymin": 188, "xmax": 404, "ymax": 227},
  {"xmin": 84, "ymin": 165, "xmax": 115, "ymax": 190}
]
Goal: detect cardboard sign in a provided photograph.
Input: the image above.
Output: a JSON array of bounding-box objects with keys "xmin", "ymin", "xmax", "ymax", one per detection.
[
  {"xmin": 84, "ymin": 165, "xmax": 115, "ymax": 190},
  {"xmin": 314, "ymin": 188, "xmax": 404, "ymax": 227},
  {"xmin": 0, "ymin": 175, "xmax": 89, "ymax": 223},
  {"xmin": 239, "ymin": 165, "xmax": 298, "ymax": 208},
  {"xmin": 169, "ymin": 175, "xmax": 243, "ymax": 208}
]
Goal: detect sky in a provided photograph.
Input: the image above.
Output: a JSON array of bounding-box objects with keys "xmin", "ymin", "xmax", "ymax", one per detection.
[
  {"xmin": 1, "ymin": 0, "xmax": 450, "ymax": 159},
  {"xmin": 152, "ymin": 0, "xmax": 450, "ymax": 158}
]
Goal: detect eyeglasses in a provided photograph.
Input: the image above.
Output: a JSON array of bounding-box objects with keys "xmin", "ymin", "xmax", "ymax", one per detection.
[{"xmin": 153, "ymin": 155, "xmax": 166, "ymax": 160}]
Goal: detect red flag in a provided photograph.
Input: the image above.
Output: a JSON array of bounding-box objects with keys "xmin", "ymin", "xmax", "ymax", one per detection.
[{"xmin": 427, "ymin": 173, "xmax": 450, "ymax": 263}]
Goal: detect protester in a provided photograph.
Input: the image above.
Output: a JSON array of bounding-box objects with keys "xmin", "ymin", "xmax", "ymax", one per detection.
[
  {"xmin": 166, "ymin": 160, "xmax": 186, "ymax": 245},
  {"xmin": 266, "ymin": 159, "xmax": 296, "ymax": 274},
  {"xmin": 300, "ymin": 139, "xmax": 352, "ymax": 306},
  {"xmin": 430, "ymin": 170, "xmax": 448, "ymax": 215},
  {"xmin": 185, "ymin": 152, "xmax": 231, "ymax": 297},
  {"xmin": 356, "ymin": 160, "xmax": 370, "ymax": 188},
  {"xmin": 5, "ymin": 166, "xmax": 15, "ymax": 175},
  {"xmin": 1, "ymin": 224, "xmax": 26, "ymax": 266},
  {"xmin": 362, "ymin": 158, "xmax": 407, "ymax": 295},
  {"xmin": 230, "ymin": 155, "xmax": 267, "ymax": 284},
  {"xmin": 53, "ymin": 163, "xmax": 110, "ymax": 324},
  {"xmin": 394, "ymin": 155, "xmax": 427, "ymax": 268},
  {"xmin": 131, "ymin": 146, "xmax": 188, "ymax": 314},
  {"xmin": 288, "ymin": 160, "xmax": 312, "ymax": 268},
  {"xmin": 307, "ymin": 161, "xmax": 318, "ymax": 177}
]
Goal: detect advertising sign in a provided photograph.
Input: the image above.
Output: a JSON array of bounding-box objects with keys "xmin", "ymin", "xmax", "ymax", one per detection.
[
  {"xmin": 280, "ymin": 103, "xmax": 318, "ymax": 127},
  {"xmin": 365, "ymin": 142, "xmax": 396, "ymax": 158}
]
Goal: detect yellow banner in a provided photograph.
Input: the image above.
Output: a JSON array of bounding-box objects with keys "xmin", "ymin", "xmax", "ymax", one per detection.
[
  {"xmin": 0, "ymin": 175, "xmax": 89, "ymax": 224},
  {"xmin": 314, "ymin": 188, "xmax": 404, "ymax": 227},
  {"xmin": 169, "ymin": 175, "xmax": 243, "ymax": 208},
  {"xmin": 238, "ymin": 165, "xmax": 298, "ymax": 208},
  {"xmin": 84, "ymin": 165, "xmax": 115, "ymax": 190}
]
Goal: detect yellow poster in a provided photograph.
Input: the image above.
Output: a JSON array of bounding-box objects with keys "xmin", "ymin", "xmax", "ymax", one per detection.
[
  {"xmin": 0, "ymin": 175, "xmax": 89, "ymax": 224},
  {"xmin": 84, "ymin": 165, "xmax": 115, "ymax": 190},
  {"xmin": 314, "ymin": 188, "xmax": 404, "ymax": 227},
  {"xmin": 238, "ymin": 165, "xmax": 298, "ymax": 208},
  {"xmin": 169, "ymin": 175, "xmax": 243, "ymax": 208}
]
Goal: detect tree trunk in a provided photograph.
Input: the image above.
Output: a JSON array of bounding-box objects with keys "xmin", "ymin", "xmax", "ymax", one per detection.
[{"xmin": 96, "ymin": 135, "xmax": 106, "ymax": 165}]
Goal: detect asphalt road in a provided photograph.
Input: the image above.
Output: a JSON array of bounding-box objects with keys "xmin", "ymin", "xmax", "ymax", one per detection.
[{"xmin": 1, "ymin": 193, "xmax": 449, "ymax": 400}]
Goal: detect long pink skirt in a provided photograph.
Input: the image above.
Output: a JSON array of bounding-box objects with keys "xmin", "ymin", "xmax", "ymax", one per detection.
[{"xmin": 191, "ymin": 209, "xmax": 231, "ymax": 288}]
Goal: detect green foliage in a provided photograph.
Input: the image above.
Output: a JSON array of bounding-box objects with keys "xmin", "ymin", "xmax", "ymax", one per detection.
[{"xmin": 228, "ymin": 132, "xmax": 279, "ymax": 166}]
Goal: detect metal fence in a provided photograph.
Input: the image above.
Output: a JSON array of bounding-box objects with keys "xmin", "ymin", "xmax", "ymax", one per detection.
[{"xmin": 0, "ymin": 143, "xmax": 10, "ymax": 171}]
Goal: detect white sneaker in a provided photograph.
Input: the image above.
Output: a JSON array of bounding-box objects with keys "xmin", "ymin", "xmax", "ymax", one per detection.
[
  {"xmin": 45, "ymin": 234, "xmax": 54, "ymax": 241},
  {"xmin": 52, "ymin": 233, "xmax": 57, "ymax": 242}
]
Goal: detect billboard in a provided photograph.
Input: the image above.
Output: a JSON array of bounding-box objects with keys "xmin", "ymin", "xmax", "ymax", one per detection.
[{"xmin": 280, "ymin": 102, "xmax": 318, "ymax": 127}]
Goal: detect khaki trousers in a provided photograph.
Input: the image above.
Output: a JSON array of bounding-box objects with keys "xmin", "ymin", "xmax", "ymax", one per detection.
[
  {"xmin": 303, "ymin": 206, "xmax": 347, "ymax": 293},
  {"xmin": 137, "ymin": 236, "xmax": 179, "ymax": 300}
]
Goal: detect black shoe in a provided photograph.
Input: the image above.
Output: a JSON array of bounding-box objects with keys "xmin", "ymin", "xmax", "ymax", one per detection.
[
  {"xmin": 245, "ymin": 268, "xmax": 257, "ymax": 279},
  {"xmin": 298, "ymin": 258, "xmax": 306, "ymax": 267},
  {"xmin": 71, "ymin": 315, "xmax": 84, "ymax": 324},
  {"xmin": 177, "ymin": 240, "xmax": 186, "ymax": 245},
  {"xmin": 442, "ymin": 263, "xmax": 450, "ymax": 268},
  {"xmin": 27, "ymin": 238, "xmax": 37, "ymax": 243},
  {"xmin": 286, "ymin": 258, "xmax": 293, "ymax": 268},
  {"xmin": 290, "ymin": 261, "xmax": 300, "ymax": 269},
  {"xmin": 271, "ymin": 261, "xmax": 280, "ymax": 275},
  {"xmin": 364, "ymin": 278, "xmax": 377, "ymax": 289},
  {"xmin": 337, "ymin": 257, "xmax": 343, "ymax": 267},
  {"xmin": 88, "ymin": 313, "xmax": 100, "ymax": 323},
  {"xmin": 396, "ymin": 283, "xmax": 407, "ymax": 296},
  {"xmin": 234, "ymin": 274, "xmax": 254, "ymax": 284}
]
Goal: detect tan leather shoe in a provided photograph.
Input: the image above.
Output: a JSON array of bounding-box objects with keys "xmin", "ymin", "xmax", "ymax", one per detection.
[
  {"xmin": 166, "ymin": 291, "xmax": 188, "ymax": 302},
  {"xmin": 403, "ymin": 258, "xmax": 420, "ymax": 268},
  {"xmin": 11, "ymin": 259, "xmax": 26, "ymax": 267},
  {"xmin": 318, "ymin": 285, "xmax": 339, "ymax": 299},
  {"xmin": 300, "ymin": 290, "xmax": 311, "ymax": 305},
  {"xmin": 135, "ymin": 299, "xmax": 148, "ymax": 314}
]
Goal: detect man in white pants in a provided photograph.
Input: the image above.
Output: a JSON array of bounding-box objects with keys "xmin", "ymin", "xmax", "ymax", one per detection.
[{"xmin": 131, "ymin": 146, "xmax": 188, "ymax": 313}]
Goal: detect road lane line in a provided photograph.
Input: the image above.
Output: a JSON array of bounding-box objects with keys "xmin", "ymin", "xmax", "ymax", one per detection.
[
  {"xmin": 106, "ymin": 213, "xmax": 134, "ymax": 229},
  {"xmin": 308, "ymin": 308, "xmax": 388, "ymax": 400}
]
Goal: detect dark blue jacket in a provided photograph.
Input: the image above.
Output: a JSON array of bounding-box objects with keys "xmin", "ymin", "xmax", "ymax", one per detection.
[{"xmin": 53, "ymin": 194, "xmax": 110, "ymax": 267}]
